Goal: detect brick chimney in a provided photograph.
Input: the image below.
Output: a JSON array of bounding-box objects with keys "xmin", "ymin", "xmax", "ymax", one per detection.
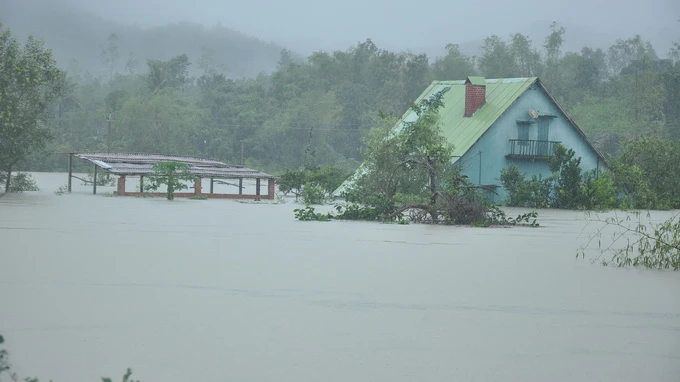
[{"xmin": 464, "ymin": 76, "xmax": 486, "ymax": 117}]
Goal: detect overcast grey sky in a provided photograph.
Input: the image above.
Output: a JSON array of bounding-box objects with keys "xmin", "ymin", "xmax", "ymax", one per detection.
[{"xmin": 66, "ymin": 0, "xmax": 679, "ymax": 55}]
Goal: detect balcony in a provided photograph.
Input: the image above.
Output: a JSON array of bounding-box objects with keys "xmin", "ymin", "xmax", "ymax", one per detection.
[{"xmin": 506, "ymin": 139, "xmax": 561, "ymax": 159}]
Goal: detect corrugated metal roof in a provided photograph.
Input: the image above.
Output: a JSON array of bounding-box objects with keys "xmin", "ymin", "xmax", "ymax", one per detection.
[
  {"xmin": 73, "ymin": 153, "xmax": 275, "ymax": 179},
  {"xmin": 466, "ymin": 76, "xmax": 486, "ymax": 86}
]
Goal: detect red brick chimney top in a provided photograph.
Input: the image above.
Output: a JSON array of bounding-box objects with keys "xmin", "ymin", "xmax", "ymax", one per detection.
[{"xmin": 464, "ymin": 76, "xmax": 486, "ymax": 117}]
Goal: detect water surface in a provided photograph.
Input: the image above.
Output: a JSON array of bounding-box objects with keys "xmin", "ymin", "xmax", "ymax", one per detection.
[{"xmin": 1, "ymin": 173, "xmax": 679, "ymax": 382}]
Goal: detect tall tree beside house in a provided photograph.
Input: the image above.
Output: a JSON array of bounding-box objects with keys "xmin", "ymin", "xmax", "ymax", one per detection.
[
  {"xmin": 0, "ymin": 24, "xmax": 64, "ymax": 192},
  {"xmin": 541, "ymin": 22, "xmax": 566, "ymax": 94},
  {"xmin": 431, "ymin": 44, "xmax": 477, "ymax": 81},
  {"xmin": 478, "ymin": 35, "xmax": 518, "ymax": 78}
]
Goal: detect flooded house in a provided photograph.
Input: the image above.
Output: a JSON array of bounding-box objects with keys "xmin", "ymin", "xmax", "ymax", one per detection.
[{"xmin": 335, "ymin": 76, "xmax": 607, "ymax": 202}]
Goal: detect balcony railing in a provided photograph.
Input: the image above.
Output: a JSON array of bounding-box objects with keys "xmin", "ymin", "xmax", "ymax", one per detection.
[{"xmin": 507, "ymin": 139, "xmax": 561, "ymax": 159}]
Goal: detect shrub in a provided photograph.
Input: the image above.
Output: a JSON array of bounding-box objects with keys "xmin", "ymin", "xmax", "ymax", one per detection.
[
  {"xmin": 500, "ymin": 165, "xmax": 551, "ymax": 208},
  {"xmin": 582, "ymin": 171, "xmax": 618, "ymax": 210},
  {"xmin": 438, "ymin": 193, "xmax": 488, "ymax": 225},
  {"xmin": 301, "ymin": 183, "xmax": 325, "ymax": 204},
  {"xmin": 0, "ymin": 172, "xmax": 39, "ymax": 192}
]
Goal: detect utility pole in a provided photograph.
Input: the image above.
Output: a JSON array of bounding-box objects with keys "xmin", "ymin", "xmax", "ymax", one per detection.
[
  {"xmin": 240, "ymin": 139, "xmax": 245, "ymax": 166},
  {"xmin": 106, "ymin": 112, "xmax": 115, "ymax": 152}
]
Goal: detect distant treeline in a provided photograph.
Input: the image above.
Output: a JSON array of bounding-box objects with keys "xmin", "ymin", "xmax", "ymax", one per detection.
[{"xmin": 18, "ymin": 22, "xmax": 680, "ymax": 176}]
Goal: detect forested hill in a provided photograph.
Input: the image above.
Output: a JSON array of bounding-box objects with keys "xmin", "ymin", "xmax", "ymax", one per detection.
[{"xmin": 0, "ymin": 0, "xmax": 285, "ymax": 78}]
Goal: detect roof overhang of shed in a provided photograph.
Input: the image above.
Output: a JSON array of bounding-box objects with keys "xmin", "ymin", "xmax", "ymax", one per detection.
[{"xmin": 71, "ymin": 152, "xmax": 276, "ymax": 179}]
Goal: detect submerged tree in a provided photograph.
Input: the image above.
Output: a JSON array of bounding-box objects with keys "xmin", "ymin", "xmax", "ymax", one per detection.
[
  {"xmin": 0, "ymin": 23, "xmax": 64, "ymax": 192},
  {"xmin": 145, "ymin": 161, "xmax": 196, "ymax": 200},
  {"xmin": 579, "ymin": 211, "xmax": 680, "ymax": 270}
]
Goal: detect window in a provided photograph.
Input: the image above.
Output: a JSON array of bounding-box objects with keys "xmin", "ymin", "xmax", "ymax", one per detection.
[{"xmin": 516, "ymin": 120, "xmax": 533, "ymax": 144}]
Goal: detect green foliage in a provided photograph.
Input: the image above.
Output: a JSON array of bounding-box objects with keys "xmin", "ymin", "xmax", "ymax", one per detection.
[
  {"xmin": 579, "ymin": 212, "xmax": 680, "ymax": 270},
  {"xmin": 300, "ymin": 183, "xmax": 325, "ymax": 204},
  {"xmin": 0, "ymin": 172, "xmax": 39, "ymax": 192},
  {"xmin": 0, "ymin": 23, "xmax": 64, "ymax": 192},
  {"xmin": 436, "ymin": 192, "xmax": 489, "ymax": 225},
  {"xmin": 277, "ymin": 169, "xmax": 307, "ymax": 200},
  {"xmin": 83, "ymin": 172, "xmax": 116, "ymax": 187},
  {"xmin": 501, "ymin": 145, "xmax": 618, "ymax": 210},
  {"xmin": 549, "ymin": 145, "xmax": 586, "ymax": 209},
  {"xmin": 146, "ymin": 54, "xmax": 191, "ymax": 93},
  {"xmin": 2, "ymin": 334, "xmax": 139, "ymax": 382},
  {"xmin": 145, "ymin": 161, "xmax": 196, "ymax": 200},
  {"xmin": 54, "ymin": 184, "xmax": 68, "ymax": 196},
  {"xmin": 609, "ymin": 138, "xmax": 680, "ymax": 209},
  {"xmin": 335, "ymin": 190, "xmax": 399, "ymax": 222},
  {"xmin": 355, "ymin": 89, "xmax": 453, "ymax": 205},
  {"xmin": 293, "ymin": 206, "xmax": 331, "ymax": 221},
  {"xmin": 487, "ymin": 207, "xmax": 540, "ymax": 227},
  {"xmin": 306, "ymin": 166, "xmax": 348, "ymax": 196},
  {"xmin": 278, "ymin": 166, "xmax": 348, "ymax": 203},
  {"xmin": 500, "ymin": 165, "xmax": 552, "ymax": 208},
  {"xmin": 102, "ymin": 368, "xmax": 141, "ymax": 382},
  {"xmin": 0, "ymin": 335, "xmax": 7, "ymax": 375},
  {"xmin": 582, "ymin": 172, "xmax": 619, "ymax": 210}
]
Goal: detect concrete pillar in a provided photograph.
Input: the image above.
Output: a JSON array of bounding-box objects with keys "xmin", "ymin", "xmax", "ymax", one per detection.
[
  {"xmin": 267, "ymin": 178, "xmax": 276, "ymax": 199},
  {"xmin": 117, "ymin": 176, "xmax": 126, "ymax": 195}
]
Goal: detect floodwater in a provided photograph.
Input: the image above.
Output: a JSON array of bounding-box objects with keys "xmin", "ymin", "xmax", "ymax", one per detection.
[{"xmin": 1, "ymin": 173, "xmax": 679, "ymax": 382}]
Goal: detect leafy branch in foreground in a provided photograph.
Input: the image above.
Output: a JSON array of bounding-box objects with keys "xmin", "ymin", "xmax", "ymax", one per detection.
[
  {"xmin": 578, "ymin": 211, "xmax": 680, "ymax": 270},
  {"xmin": 102, "ymin": 368, "xmax": 141, "ymax": 382},
  {"xmin": 1, "ymin": 334, "xmax": 139, "ymax": 382}
]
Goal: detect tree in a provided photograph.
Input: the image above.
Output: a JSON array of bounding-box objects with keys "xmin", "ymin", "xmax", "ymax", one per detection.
[
  {"xmin": 431, "ymin": 44, "xmax": 476, "ymax": 80},
  {"xmin": 478, "ymin": 35, "xmax": 517, "ymax": 77},
  {"xmin": 542, "ymin": 22, "xmax": 566, "ymax": 94},
  {"xmin": 346, "ymin": 89, "xmax": 459, "ymax": 222},
  {"xmin": 146, "ymin": 54, "xmax": 190, "ymax": 93},
  {"xmin": 0, "ymin": 24, "xmax": 63, "ymax": 192},
  {"xmin": 145, "ymin": 161, "xmax": 196, "ymax": 200},
  {"xmin": 579, "ymin": 211, "xmax": 680, "ymax": 270},
  {"xmin": 510, "ymin": 33, "xmax": 542, "ymax": 76},
  {"xmin": 610, "ymin": 138, "xmax": 680, "ymax": 209},
  {"xmin": 549, "ymin": 144, "xmax": 585, "ymax": 209}
]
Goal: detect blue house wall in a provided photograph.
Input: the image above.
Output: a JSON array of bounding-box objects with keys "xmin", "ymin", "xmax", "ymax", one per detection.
[{"xmin": 457, "ymin": 83, "xmax": 604, "ymax": 203}]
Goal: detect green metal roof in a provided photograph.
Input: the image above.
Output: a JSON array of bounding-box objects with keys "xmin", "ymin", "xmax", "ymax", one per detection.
[
  {"xmin": 406, "ymin": 77, "xmax": 537, "ymax": 159},
  {"xmin": 466, "ymin": 76, "xmax": 487, "ymax": 86},
  {"xmin": 333, "ymin": 77, "xmax": 538, "ymax": 196}
]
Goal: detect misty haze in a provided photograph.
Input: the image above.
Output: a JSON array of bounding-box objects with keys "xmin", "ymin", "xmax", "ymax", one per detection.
[{"xmin": 1, "ymin": 0, "xmax": 680, "ymax": 381}]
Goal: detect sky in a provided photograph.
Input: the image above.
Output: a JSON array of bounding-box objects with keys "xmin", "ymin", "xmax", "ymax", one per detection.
[{"xmin": 62, "ymin": 0, "xmax": 680, "ymax": 55}]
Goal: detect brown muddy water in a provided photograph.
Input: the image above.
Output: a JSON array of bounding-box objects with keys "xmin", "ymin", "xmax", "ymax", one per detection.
[{"xmin": 1, "ymin": 172, "xmax": 679, "ymax": 382}]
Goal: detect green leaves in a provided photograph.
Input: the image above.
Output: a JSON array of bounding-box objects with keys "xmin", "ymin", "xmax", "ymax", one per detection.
[
  {"xmin": 0, "ymin": 23, "xmax": 63, "ymax": 191},
  {"xmin": 145, "ymin": 161, "xmax": 196, "ymax": 200},
  {"xmin": 580, "ymin": 211, "xmax": 680, "ymax": 270}
]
